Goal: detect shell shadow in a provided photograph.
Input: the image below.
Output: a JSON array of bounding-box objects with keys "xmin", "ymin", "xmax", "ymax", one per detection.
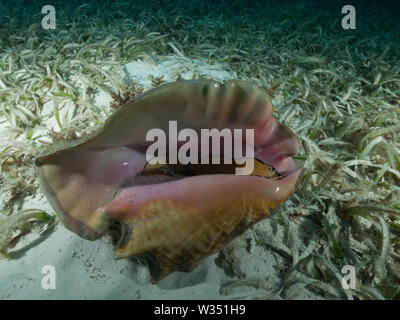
[{"xmin": 156, "ymin": 256, "xmax": 216, "ymax": 290}]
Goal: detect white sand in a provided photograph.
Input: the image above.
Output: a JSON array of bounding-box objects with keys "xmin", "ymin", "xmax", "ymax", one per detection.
[{"xmin": 0, "ymin": 56, "xmax": 321, "ymax": 299}]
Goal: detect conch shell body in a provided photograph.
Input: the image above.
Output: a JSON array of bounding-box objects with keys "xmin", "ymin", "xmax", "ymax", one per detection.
[{"xmin": 36, "ymin": 80, "xmax": 301, "ymax": 282}]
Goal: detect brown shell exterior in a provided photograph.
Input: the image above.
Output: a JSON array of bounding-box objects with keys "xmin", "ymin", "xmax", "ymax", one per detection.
[{"xmin": 115, "ymin": 195, "xmax": 278, "ymax": 283}]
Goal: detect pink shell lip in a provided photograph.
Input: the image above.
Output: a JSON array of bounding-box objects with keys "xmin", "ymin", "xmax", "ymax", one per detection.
[
  {"xmin": 35, "ymin": 80, "xmax": 302, "ymax": 241},
  {"xmin": 103, "ymin": 168, "xmax": 302, "ymax": 223}
]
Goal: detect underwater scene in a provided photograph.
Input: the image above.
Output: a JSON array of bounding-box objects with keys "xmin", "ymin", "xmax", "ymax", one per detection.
[{"xmin": 0, "ymin": 0, "xmax": 399, "ymax": 300}]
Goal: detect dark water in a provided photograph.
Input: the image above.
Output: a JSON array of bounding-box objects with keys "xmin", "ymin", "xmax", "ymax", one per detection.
[
  {"xmin": 1, "ymin": 1, "xmax": 399, "ymax": 41},
  {"xmin": 0, "ymin": 1, "xmax": 399, "ymax": 72}
]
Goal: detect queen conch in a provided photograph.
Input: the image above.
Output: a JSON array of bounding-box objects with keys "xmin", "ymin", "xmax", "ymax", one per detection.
[{"xmin": 36, "ymin": 80, "xmax": 301, "ymax": 282}]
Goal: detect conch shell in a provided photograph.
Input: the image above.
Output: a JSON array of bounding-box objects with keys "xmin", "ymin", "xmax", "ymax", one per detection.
[{"xmin": 36, "ymin": 80, "xmax": 301, "ymax": 282}]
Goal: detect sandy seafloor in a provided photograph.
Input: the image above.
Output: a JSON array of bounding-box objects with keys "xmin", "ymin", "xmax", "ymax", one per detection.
[{"xmin": 0, "ymin": 198, "xmax": 318, "ymax": 300}]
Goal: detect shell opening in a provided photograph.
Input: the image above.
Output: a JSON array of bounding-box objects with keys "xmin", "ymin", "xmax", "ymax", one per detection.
[{"xmin": 119, "ymin": 153, "xmax": 286, "ymax": 189}]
